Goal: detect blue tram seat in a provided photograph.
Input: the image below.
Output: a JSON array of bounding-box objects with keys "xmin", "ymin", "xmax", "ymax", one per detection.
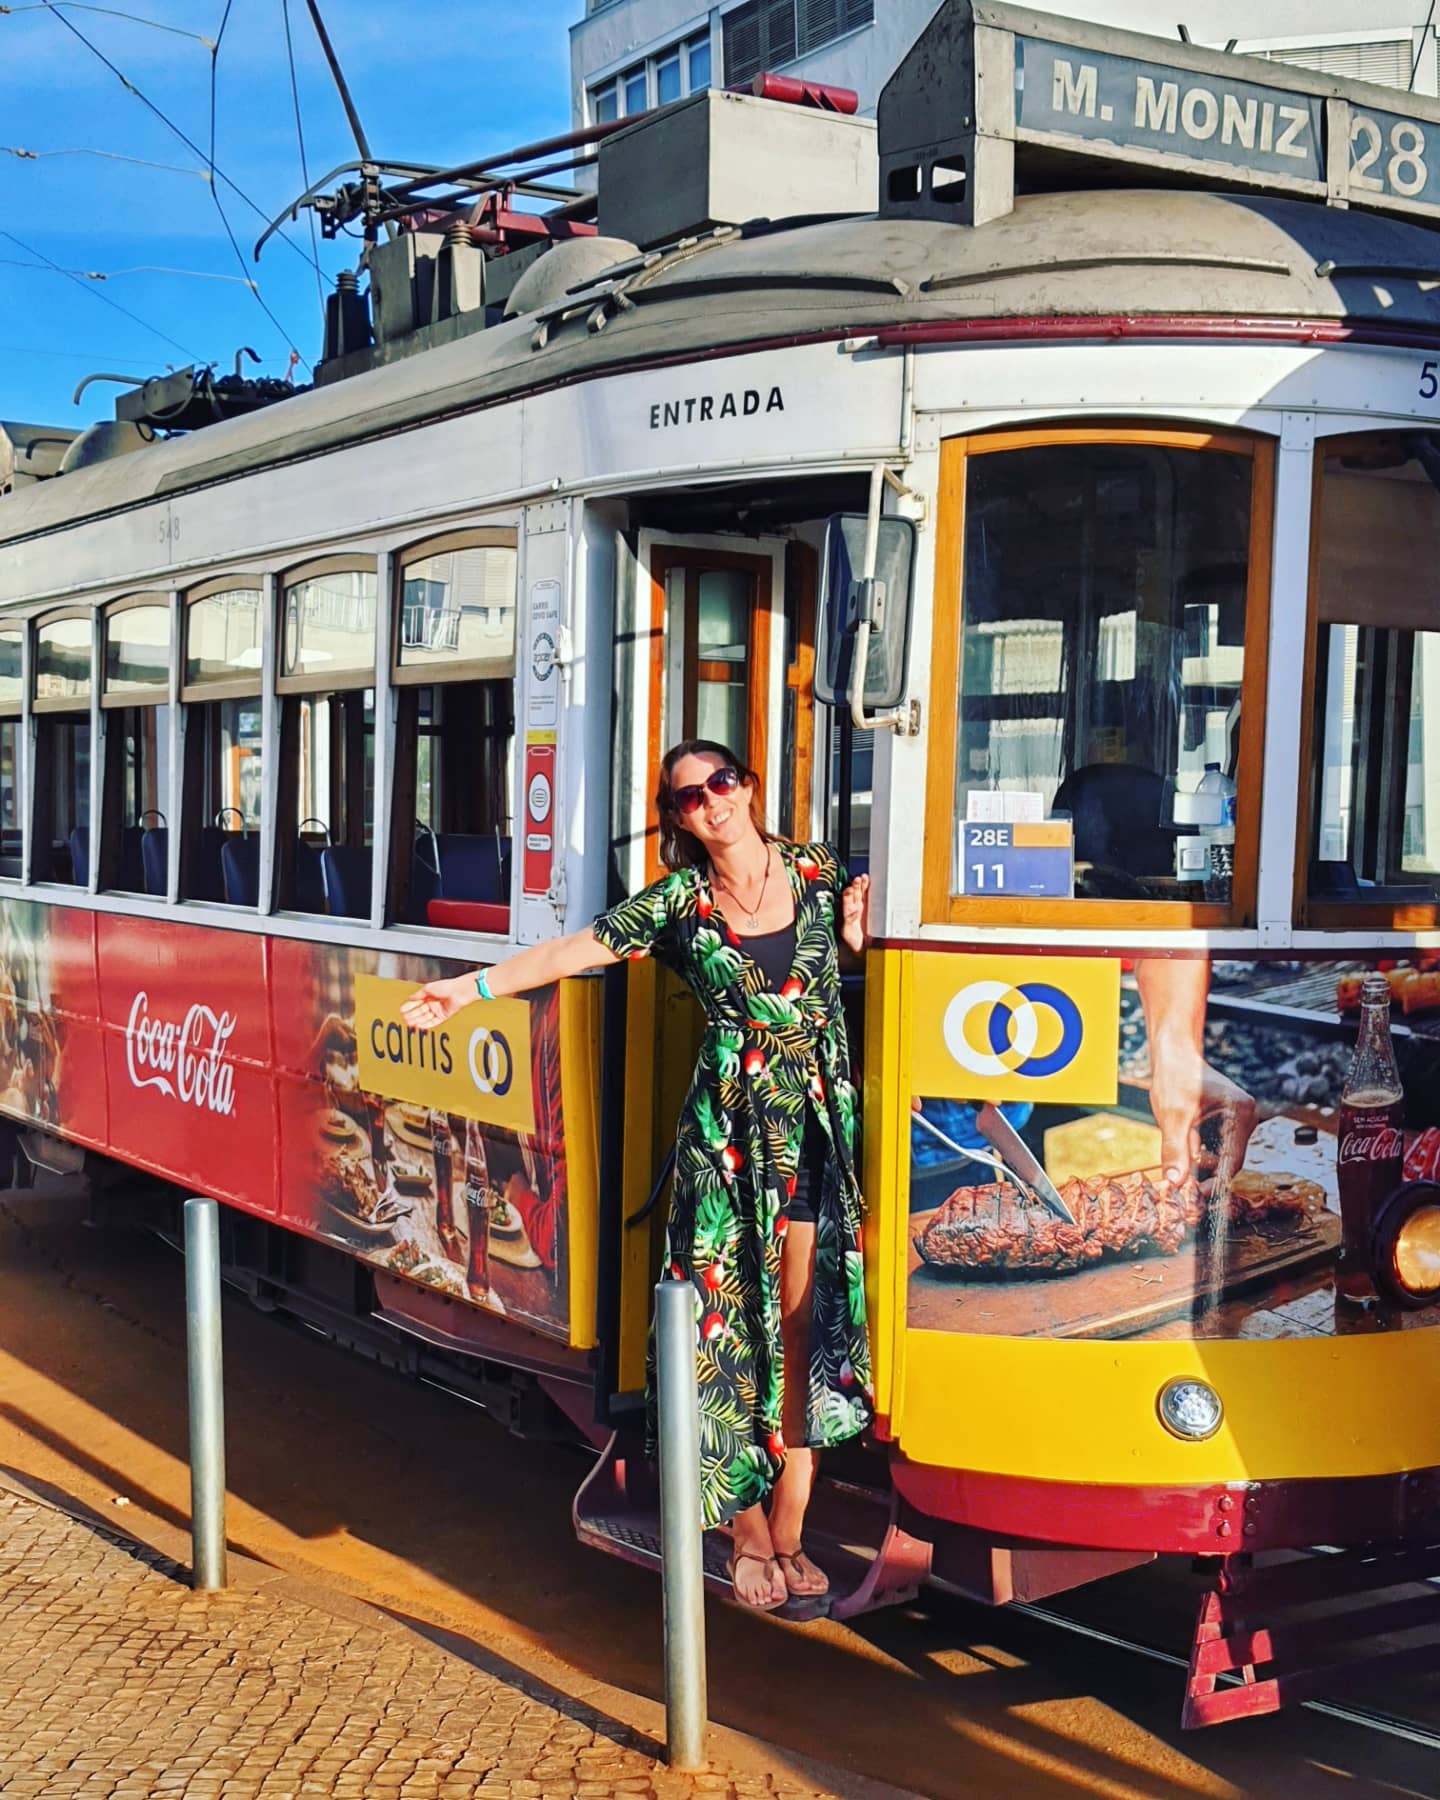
[
  {"xmin": 321, "ymin": 845, "xmax": 372, "ymax": 919},
  {"xmin": 407, "ymin": 845, "xmax": 443, "ymax": 925},
  {"xmin": 68, "ymin": 826, "xmax": 90, "ymax": 887},
  {"xmin": 437, "ymin": 833, "xmax": 510, "ymax": 903},
  {"xmin": 117, "ymin": 826, "xmax": 145, "ymax": 893},
  {"xmin": 141, "ymin": 827, "xmax": 168, "ymax": 897},
  {"xmin": 293, "ymin": 840, "xmax": 327, "ymax": 914},
  {"xmin": 220, "ymin": 834, "xmax": 260, "ymax": 906}
]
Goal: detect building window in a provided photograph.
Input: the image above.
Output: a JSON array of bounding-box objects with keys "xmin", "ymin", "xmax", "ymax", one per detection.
[
  {"xmin": 1244, "ymin": 37, "xmax": 1418, "ymax": 90},
  {"xmin": 723, "ymin": 0, "xmax": 873, "ymax": 89},
  {"xmin": 589, "ymin": 27, "xmax": 713, "ymax": 125}
]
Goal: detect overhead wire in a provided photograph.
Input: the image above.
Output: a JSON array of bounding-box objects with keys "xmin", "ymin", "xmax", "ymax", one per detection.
[
  {"xmin": 0, "ymin": 2, "xmax": 214, "ymax": 47},
  {"xmin": 2, "ymin": 144, "xmax": 207, "ymax": 177},
  {"xmin": 33, "ymin": 0, "xmax": 321, "ymax": 285},
  {"xmin": 1, "ymin": 255, "xmax": 257, "ymax": 286},
  {"xmin": 279, "ymin": 0, "xmax": 325, "ymax": 315},
  {"xmin": 0, "ymin": 227, "xmax": 200, "ymax": 360},
  {"xmin": 202, "ymin": 0, "xmax": 310, "ymax": 369}
]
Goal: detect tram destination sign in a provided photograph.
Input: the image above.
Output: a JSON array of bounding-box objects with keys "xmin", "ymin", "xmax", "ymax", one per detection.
[{"xmin": 879, "ymin": 3, "xmax": 1440, "ymax": 226}]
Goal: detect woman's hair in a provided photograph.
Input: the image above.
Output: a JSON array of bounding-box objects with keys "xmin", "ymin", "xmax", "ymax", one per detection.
[{"xmin": 655, "ymin": 739, "xmax": 770, "ymax": 871}]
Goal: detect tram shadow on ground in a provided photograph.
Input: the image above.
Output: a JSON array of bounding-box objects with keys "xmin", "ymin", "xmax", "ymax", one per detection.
[{"xmin": 1, "ymin": 1183, "xmax": 1437, "ymax": 1800}]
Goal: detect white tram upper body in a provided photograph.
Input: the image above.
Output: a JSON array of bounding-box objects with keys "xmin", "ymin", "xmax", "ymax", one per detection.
[{"xmin": 2, "ymin": 0, "xmax": 1440, "ymax": 1720}]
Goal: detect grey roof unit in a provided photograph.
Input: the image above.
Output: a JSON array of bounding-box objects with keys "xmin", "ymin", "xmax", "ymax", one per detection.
[
  {"xmin": 0, "ymin": 421, "xmax": 79, "ymax": 493},
  {"xmin": 597, "ymin": 88, "xmax": 877, "ymax": 249}
]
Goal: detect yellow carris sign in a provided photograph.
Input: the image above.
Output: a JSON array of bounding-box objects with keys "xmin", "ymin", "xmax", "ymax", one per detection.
[
  {"xmin": 909, "ymin": 953, "xmax": 1120, "ymax": 1106},
  {"xmin": 354, "ymin": 975, "xmax": 536, "ymax": 1135}
]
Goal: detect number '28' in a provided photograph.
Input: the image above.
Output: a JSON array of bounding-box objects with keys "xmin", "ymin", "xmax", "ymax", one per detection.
[{"xmin": 1351, "ymin": 112, "xmax": 1429, "ymax": 198}]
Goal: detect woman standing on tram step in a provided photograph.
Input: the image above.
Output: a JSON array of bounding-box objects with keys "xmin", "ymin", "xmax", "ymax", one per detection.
[{"xmin": 400, "ymin": 739, "xmax": 873, "ymax": 1613}]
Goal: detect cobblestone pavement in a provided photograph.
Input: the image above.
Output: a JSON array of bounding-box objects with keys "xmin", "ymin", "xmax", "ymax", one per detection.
[{"xmin": 0, "ymin": 1490, "xmax": 848, "ymax": 1800}]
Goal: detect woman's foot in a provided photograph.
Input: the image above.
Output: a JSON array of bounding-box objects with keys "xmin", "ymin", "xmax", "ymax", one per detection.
[
  {"xmin": 772, "ymin": 1544, "xmax": 829, "ymax": 1597},
  {"xmin": 727, "ymin": 1503, "xmax": 786, "ymax": 1611},
  {"xmin": 726, "ymin": 1548, "xmax": 787, "ymax": 1611}
]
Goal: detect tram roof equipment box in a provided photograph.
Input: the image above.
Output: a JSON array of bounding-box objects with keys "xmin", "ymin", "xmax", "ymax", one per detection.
[
  {"xmin": 882, "ymin": 0, "xmax": 1440, "ymax": 230},
  {"xmin": 598, "ymin": 88, "xmax": 877, "ymax": 249}
]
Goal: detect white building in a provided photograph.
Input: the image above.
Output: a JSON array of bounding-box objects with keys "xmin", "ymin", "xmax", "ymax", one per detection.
[{"xmin": 570, "ymin": 1, "xmax": 1440, "ymax": 129}]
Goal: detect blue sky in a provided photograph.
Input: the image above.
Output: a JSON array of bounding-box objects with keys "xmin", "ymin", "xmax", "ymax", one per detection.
[{"xmin": 1, "ymin": 0, "xmax": 578, "ymax": 427}]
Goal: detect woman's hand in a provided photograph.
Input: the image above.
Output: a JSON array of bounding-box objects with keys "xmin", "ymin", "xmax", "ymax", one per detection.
[
  {"xmin": 839, "ymin": 873, "xmax": 870, "ymax": 956},
  {"xmin": 400, "ymin": 973, "xmax": 476, "ymax": 1030}
]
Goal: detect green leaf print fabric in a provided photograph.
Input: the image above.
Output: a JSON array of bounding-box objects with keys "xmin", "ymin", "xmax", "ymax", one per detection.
[{"xmin": 592, "ymin": 841, "xmax": 872, "ymax": 1530}]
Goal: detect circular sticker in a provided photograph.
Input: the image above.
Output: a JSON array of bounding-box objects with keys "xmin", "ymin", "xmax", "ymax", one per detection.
[{"xmin": 528, "ymin": 771, "xmax": 552, "ymax": 824}]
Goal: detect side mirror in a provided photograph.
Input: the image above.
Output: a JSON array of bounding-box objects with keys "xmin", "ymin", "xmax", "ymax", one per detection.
[{"xmin": 814, "ymin": 512, "xmax": 917, "ymax": 712}]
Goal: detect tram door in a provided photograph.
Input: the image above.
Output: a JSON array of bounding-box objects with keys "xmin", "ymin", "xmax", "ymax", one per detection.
[{"xmin": 615, "ymin": 535, "xmax": 813, "ymax": 1394}]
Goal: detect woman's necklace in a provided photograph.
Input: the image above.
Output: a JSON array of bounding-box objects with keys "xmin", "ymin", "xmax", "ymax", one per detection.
[{"xmin": 712, "ymin": 845, "xmax": 772, "ymax": 929}]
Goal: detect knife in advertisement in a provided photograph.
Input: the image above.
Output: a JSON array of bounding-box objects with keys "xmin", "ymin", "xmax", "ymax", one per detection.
[{"xmin": 975, "ymin": 1102, "xmax": 1077, "ymax": 1225}]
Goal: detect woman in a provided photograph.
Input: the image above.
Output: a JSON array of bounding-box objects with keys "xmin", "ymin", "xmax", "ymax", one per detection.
[{"xmin": 401, "ymin": 740, "xmax": 872, "ymax": 1612}]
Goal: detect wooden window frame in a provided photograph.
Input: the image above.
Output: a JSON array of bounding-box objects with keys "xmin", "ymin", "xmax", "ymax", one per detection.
[
  {"xmin": 921, "ymin": 425, "xmax": 1275, "ymax": 930},
  {"xmin": 1294, "ymin": 431, "xmax": 1440, "ymax": 931},
  {"xmin": 276, "ymin": 554, "xmax": 378, "ymax": 697},
  {"xmin": 181, "ymin": 576, "xmax": 264, "ymax": 705},
  {"xmin": 101, "ymin": 592, "xmax": 171, "ymax": 709},
  {"xmin": 645, "ymin": 543, "xmax": 774, "ymax": 881},
  {"xmin": 391, "ymin": 528, "xmax": 518, "ymax": 688},
  {"xmin": 32, "ymin": 605, "xmax": 95, "ymax": 715}
]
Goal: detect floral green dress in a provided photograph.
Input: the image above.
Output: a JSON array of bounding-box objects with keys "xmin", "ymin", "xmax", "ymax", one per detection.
[{"xmin": 592, "ymin": 840, "xmax": 872, "ymax": 1530}]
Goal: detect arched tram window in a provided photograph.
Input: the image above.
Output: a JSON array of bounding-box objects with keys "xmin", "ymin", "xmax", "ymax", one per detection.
[
  {"xmin": 276, "ymin": 559, "xmax": 377, "ymax": 919},
  {"xmin": 99, "ymin": 596, "xmax": 171, "ymax": 896},
  {"xmin": 0, "ymin": 626, "xmax": 22, "ymax": 880},
  {"xmin": 179, "ymin": 579, "xmax": 264, "ymax": 906},
  {"xmin": 385, "ymin": 531, "xmax": 517, "ymax": 932},
  {"xmin": 921, "ymin": 428, "xmax": 1273, "ymax": 928},
  {"xmin": 1301, "ymin": 434, "xmax": 1440, "ymax": 930},
  {"xmin": 31, "ymin": 611, "xmax": 93, "ymax": 887}
]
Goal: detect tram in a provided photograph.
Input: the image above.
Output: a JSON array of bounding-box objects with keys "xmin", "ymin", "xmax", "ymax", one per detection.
[{"xmin": 2, "ymin": 0, "xmax": 1440, "ymax": 1725}]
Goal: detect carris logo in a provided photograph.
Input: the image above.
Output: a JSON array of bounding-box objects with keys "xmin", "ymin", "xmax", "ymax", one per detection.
[
  {"xmin": 126, "ymin": 991, "xmax": 237, "ymax": 1117},
  {"xmin": 942, "ymin": 980, "xmax": 1085, "ymax": 1081}
]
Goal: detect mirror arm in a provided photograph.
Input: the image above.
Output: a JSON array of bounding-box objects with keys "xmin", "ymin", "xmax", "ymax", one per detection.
[{"xmin": 849, "ymin": 462, "xmax": 920, "ymax": 736}]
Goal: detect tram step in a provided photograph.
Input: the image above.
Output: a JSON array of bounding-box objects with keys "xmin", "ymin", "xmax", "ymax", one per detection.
[{"xmin": 573, "ymin": 1432, "xmax": 931, "ymax": 1625}]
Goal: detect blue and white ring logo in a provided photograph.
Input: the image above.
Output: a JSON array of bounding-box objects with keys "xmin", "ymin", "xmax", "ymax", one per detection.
[
  {"xmin": 942, "ymin": 980, "xmax": 1084, "ymax": 1080},
  {"xmin": 467, "ymin": 1027, "xmax": 514, "ymax": 1098}
]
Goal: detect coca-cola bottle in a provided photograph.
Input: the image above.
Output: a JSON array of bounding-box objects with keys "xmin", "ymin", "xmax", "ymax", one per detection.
[
  {"xmin": 1336, "ymin": 975, "xmax": 1405, "ymax": 1305},
  {"xmin": 431, "ymin": 1110, "xmax": 463, "ymax": 1264},
  {"xmin": 463, "ymin": 1117, "xmax": 492, "ymax": 1300}
]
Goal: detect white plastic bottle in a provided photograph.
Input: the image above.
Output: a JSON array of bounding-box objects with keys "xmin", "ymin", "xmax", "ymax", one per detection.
[{"xmin": 1196, "ymin": 762, "xmax": 1236, "ymax": 900}]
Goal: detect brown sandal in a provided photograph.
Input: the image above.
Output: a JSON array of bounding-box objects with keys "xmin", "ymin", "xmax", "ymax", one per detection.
[
  {"xmin": 726, "ymin": 1550, "xmax": 787, "ymax": 1612},
  {"xmin": 773, "ymin": 1546, "xmax": 829, "ymax": 1598}
]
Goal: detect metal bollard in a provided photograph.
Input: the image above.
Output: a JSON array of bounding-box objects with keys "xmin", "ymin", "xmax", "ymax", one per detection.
[
  {"xmin": 654, "ymin": 1278, "xmax": 708, "ymax": 1772},
  {"xmin": 184, "ymin": 1196, "xmax": 227, "ymax": 1591}
]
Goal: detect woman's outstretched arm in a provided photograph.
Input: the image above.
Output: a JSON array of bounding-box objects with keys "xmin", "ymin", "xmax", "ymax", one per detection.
[{"xmin": 400, "ymin": 927, "xmax": 620, "ymax": 1029}]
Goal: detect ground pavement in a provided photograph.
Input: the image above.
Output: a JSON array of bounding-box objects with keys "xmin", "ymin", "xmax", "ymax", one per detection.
[{"xmin": 0, "ymin": 1478, "xmax": 892, "ymax": 1800}]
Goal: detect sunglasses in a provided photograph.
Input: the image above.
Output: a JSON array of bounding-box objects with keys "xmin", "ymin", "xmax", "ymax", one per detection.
[{"xmin": 669, "ymin": 765, "xmax": 741, "ymax": 815}]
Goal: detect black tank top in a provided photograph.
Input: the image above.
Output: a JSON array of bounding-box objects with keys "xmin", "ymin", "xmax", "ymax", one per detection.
[{"xmin": 741, "ymin": 920, "xmax": 797, "ymax": 992}]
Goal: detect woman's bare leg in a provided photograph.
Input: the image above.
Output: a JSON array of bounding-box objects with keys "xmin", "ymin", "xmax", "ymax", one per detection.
[{"xmin": 767, "ymin": 1221, "xmax": 827, "ymax": 1594}]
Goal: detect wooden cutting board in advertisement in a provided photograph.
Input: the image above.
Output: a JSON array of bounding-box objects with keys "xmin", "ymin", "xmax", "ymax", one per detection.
[{"xmin": 906, "ymin": 1115, "xmax": 1343, "ymax": 1340}]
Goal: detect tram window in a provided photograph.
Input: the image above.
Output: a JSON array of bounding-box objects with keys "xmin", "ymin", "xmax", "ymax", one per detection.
[
  {"xmin": 0, "ymin": 627, "xmax": 20, "ymax": 878},
  {"xmin": 179, "ymin": 583, "xmax": 263, "ymax": 906},
  {"xmin": 932, "ymin": 434, "xmax": 1265, "ymax": 916},
  {"xmin": 388, "ymin": 534, "xmax": 517, "ymax": 929},
  {"xmin": 32, "ymin": 612, "xmax": 92, "ymax": 885},
  {"xmin": 32, "ymin": 717, "xmax": 90, "ymax": 885},
  {"xmin": 1305, "ymin": 436, "xmax": 1440, "ymax": 916},
  {"xmin": 100, "ymin": 600, "xmax": 170, "ymax": 894}
]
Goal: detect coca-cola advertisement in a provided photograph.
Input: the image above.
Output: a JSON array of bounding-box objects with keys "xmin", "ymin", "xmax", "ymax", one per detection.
[
  {"xmin": 907, "ymin": 951, "xmax": 1440, "ymax": 1342},
  {"xmin": 0, "ymin": 907, "xmax": 580, "ymax": 1343}
]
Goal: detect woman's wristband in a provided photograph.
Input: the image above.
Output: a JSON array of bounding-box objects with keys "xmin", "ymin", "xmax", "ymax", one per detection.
[{"xmin": 475, "ymin": 969, "xmax": 495, "ymax": 1002}]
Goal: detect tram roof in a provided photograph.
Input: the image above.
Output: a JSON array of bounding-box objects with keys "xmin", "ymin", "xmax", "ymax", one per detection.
[{"xmin": 6, "ymin": 184, "xmax": 1440, "ymax": 545}]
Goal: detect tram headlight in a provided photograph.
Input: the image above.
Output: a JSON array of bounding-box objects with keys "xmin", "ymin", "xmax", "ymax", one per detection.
[
  {"xmin": 1156, "ymin": 1377, "xmax": 1224, "ymax": 1442},
  {"xmin": 1370, "ymin": 1181, "xmax": 1440, "ymax": 1308}
]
